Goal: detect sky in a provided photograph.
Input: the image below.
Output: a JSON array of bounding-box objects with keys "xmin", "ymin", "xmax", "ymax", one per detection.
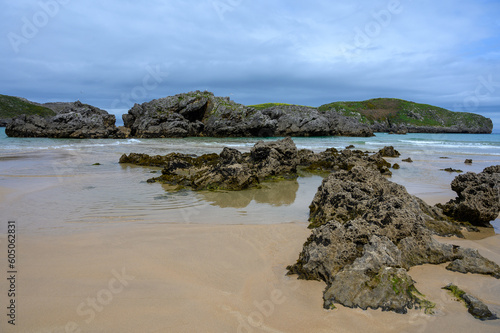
[{"xmin": 1, "ymin": 0, "xmax": 500, "ymax": 131}]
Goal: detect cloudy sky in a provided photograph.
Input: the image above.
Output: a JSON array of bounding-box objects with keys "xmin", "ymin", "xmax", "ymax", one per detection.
[{"xmin": 1, "ymin": 0, "xmax": 500, "ymax": 129}]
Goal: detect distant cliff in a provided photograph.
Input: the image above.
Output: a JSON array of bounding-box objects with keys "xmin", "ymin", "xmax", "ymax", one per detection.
[{"xmin": 318, "ymin": 98, "xmax": 493, "ymax": 134}]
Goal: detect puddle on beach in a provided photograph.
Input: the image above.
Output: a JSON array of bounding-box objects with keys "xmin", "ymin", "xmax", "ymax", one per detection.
[{"xmin": 0, "ymin": 156, "xmax": 324, "ymax": 234}]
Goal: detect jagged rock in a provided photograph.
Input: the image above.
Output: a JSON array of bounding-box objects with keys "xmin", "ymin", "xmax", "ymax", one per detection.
[
  {"xmin": 323, "ymin": 235, "xmax": 417, "ymax": 313},
  {"xmin": 307, "ymin": 166, "xmax": 439, "ymax": 229},
  {"xmin": 300, "ymin": 147, "xmax": 392, "ymax": 175},
  {"xmin": 288, "ymin": 166, "xmax": 499, "ymax": 313},
  {"xmin": 115, "ymin": 126, "xmax": 131, "ymax": 138},
  {"xmin": 446, "ymin": 248, "xmax": 500, "ymax": 278},
  {"xmin": 443, "ymin": 284, "xmax": 498, "ymax": 320},
  {"xmin": 122, "ymin": 91, "xmax": 374, "ymax": 138},
  {"xmin": 191, "ymin": 163, "xmax": 259, "ymax": 191},
  {"xmin": 120, "ymin": 137, "xmax": 300, "ymax": 191},
  {"xmin": 5, "ymin": 101, "xmax": 117, "ymax": 138},
  {"xmin": 402, "ymin": 157, "xmax": 413, "ymax": 163},
  {"xmin": 378, "ymin": 146, "xmax": 401, "ymax": 157},
  {"xmin": 249, "ymin": 137, "xmax": 299, "ymax": 179},
  {"xmin": 262, "ymin": 105, "xmax": 373, "ymax": 137},
  {"xmin": 462, "ymin": 294, "xmax": 498, "ymax": 320},
  {"xmin": 438, "ymin": 166, "xmax": 500, "ymax": 227}
]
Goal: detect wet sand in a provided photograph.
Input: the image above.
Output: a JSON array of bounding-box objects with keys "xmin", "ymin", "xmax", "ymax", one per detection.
[
  {"xmin": 0, "ymin": 221, "xmax": 499, "ymax": 332},
  {"xmin": 0, "ymin": 151, "xmax": 499, "ymax": 332}
]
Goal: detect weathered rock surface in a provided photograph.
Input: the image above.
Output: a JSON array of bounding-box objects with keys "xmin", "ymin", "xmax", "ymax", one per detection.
[
  {"xmin": 377, "ymin": 146, "xmax": 401, "ymax": 157},
  {"xmin": 438, "ymin": 166, "xmax": 500, "ymax": 227},
  {"xmin": 287, "ymin": 166, "xmax": 500, "ymax": 313},
  {"xmin": 120, "ymin": 137, "xmax": 300, "ymax": 191},
  {"xmin": 299, "ymin": 146, "xmax": 394, "ymax": 176},
  {"xmin": 6, "ymin": 101, "xmax": 118, "ymax": 138},
  {"xmin": 262, "ymin": 105, "xmax": 374, "ymax": 137},
  {"xmin": 443, "ymin": 283, "xmax": 498, "ymax": 320},
  {"xmin": 121, "ymin": 141, "xmax": 404, "ymax": 192},
  {"xmin": 122, "ymin": 91, "xmax": 374, "ymax": 138}
]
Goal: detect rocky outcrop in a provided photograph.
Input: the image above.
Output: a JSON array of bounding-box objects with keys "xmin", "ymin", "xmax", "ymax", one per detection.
[
  {"xmin": 287, "ymin": 166, "xmax": 500, "ymax": 313},
  {"xmin": 6, "ymin": 101, "xmax": 118, "ymax": 138},
  {"xmin": 120, "ymin": 137, "xmax": 300, "ymax": 191},
  {"xmin": 0, "ymin": 94, "xmax": 56, "ymax": 127},
  {"xmin": 299, "ymin": 146, "xmax": 394, "ymax": 176},
  {"xmin": 261, "ymin": 105, "xmax": 373, "ymax": 137},
  {"xmin": 121, "ymin": 142, "xmax": 404, "ymax": 191},
  {"xmin": 442, "ymin": 284, "xmax": 498, "ymax": 320},
  {"xmin": 377, "ymin": 146, "xmax": 400, "ymax": 157},
  {"xmin": 438, "ymin": 166, "xmax": 500, "ymax": 227},
  {"xmin": 122, "ymin": 91, "xmax": 374, "ymax": 138}
]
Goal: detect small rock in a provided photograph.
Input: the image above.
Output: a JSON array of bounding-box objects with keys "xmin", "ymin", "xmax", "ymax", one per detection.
[
  {"xmin": 402, "ymin": 157, "xmax": 413, "ymax": 163},
  {"xmin": 441, "ymin": 168, "xmax": 462, "ymax": 173},
  {"xmin": 392, "ymin": 163, "xmax": 400, "ymax": 169},
  {"xmin": 378, "ymin": 146, "xmax": 401, "ymax": 157},
  {"xmin": 465, "ymin": 159, "xmax": 473, "ymax": 164},
  {"xmin": 442, "ymin": 283, "xmax": 498, "ymax": 320}
]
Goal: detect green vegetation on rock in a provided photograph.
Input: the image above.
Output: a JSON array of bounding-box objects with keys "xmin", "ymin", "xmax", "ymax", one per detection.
[
  {"xmin": 317, "ymin": 98, "xmax": 492, "ymax": 130},
  {"xmin": 0, "ymin": 94, "xmax": 55, "ymax": 119},
  {"xmin": 248, "ymin": 103, "xmax": 312, "ymax": 110}
]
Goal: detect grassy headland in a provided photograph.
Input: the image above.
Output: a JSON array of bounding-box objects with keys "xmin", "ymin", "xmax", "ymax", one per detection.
[{"xmin": 0, "ymin": 94, "xmax": 55, "ymax": 119}]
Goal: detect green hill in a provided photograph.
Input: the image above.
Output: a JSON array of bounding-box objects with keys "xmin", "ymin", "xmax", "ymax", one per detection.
[
  {"xmin": 317, "ymin": 98, "xmax": 492, "ymax": 131},
  {"xmin": 0, "ymin": 94, "xmax": 56, "ymax": 119},
  {"xmin": 248, "ymin": 103, "xmax": 309, "ymax": 110}
]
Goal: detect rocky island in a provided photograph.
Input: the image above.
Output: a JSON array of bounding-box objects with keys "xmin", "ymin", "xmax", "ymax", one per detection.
[
  {"xmin": 319, "ymin": 98, "xmax": 493, "ymax": 134},
  {"xmin": 3, "ymin": 91, "xmax": 494, "ymax": 137}
]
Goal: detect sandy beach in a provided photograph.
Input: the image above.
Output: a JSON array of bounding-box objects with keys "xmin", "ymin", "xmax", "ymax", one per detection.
[{"xmin": 0, "ymin": 219, "xmax": 499, "ymax": 332}]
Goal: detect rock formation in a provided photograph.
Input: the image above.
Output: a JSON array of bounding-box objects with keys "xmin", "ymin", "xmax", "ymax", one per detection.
[
  {"xmin": 6, "ymin": 101, "xmax": 119, "ymax": 138},
  {"xmin": 438, "ymin": 166, "xmax": 500, "ymax": 227},
  {"xmin": 120, "ymin": 140, "xmax": 401, "ymax": 191},
  {"xmin": 120, "ymin": 137, "xmax": 300, "ymax": 191},
  {"xmin": 318, "ymin": 98, "xmax": 493, "ymax": 134},
  {"xmin": 287, "ymin": 166, "xmax": 500, "ymax": 313},
  {"xmin": 122, "ymin": 91, "xmax": 374, "ymax": 138}
]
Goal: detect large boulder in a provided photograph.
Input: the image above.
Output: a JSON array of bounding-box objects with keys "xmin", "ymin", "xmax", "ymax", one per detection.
[
  {"xmin": 250, "ymin": 137, "xmax": 299, "ymax": 179},
  {"xmin": 5, "ymin": 101, "xmax": 117, "ymax": 138},
  {"xmin": 438, "ymin": 166, "xmax": 500, "ymax": 227},
  {"xmin": 288, "ymin": 166, "xmax": 500, "ymax": 313}
]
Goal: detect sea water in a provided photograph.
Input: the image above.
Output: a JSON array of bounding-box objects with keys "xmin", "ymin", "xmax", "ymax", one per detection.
[{"xmin": 0, "ymin": 128, "xmax": 499, "ymax": 234}]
